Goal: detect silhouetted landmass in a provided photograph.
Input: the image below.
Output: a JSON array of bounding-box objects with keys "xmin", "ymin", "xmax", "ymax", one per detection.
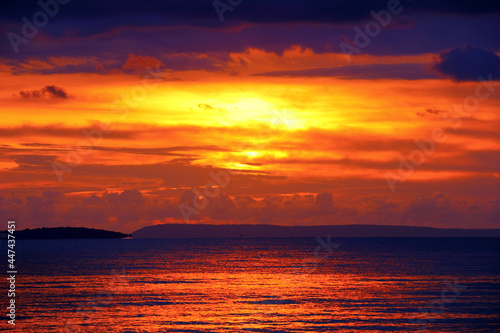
[
  {"xmin": 4, "ymin": 227, "xmax": 129, "ymax": 239},
  {"xmin": 133, "ymin": 223, "xmax": 500, "ymax": 238}
]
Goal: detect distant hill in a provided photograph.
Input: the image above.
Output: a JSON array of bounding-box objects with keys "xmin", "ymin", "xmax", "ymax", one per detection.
[
  {"xmin": 133, "ymin": 223, "xmax": 500, "ymax": 238},
  {"xmin": 3, "ymin": 227, "xmax": 129, "ymax": 239}
]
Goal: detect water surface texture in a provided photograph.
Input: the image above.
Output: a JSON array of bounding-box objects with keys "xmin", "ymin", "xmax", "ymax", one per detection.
[{"xmin": 14, "ymin": 238, "xmax": 500, "ymax": 332}]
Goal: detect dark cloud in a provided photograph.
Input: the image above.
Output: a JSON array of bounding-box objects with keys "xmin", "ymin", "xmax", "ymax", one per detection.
[
  {"xmin": 19, "ymin": 85, "xmax": 68, "ymax": 99},
  {"xmin": 7, "ymin": 51, "xmax": 230, "ymax": 75},
  {"xmin": 90, "ymin": 145, "xmax": 230, "ymax": 156},
  {"xmin": 103, "ymin": 189, "xmax": 145, "ymax": 205},
  {"xmin": 430, "ymin": 46, "xmax": 500, "ymax": 81},
  {"xmin": 26, "ymin": 61, "xmax": 104, "ymax": 75},
  {"xmin": 1, "ymin": 0, "xmax": 498, "ymax": 31},
  {"xmin": 19, "ymin": 143, "xmax": 57, "ymax": 147},
  {"xmin": 487, "ymin": 199, "xmax": 500, "ymax": 222},
  {"xmin": 254, "ymin": 63, "xmax": 438, "ymax": 80},
  {"xmin": 1, "ymin": 2, "xmax": 499, "ymax": 64},
  {"xmin": 44, "ymin": 85, "xmax": 68, "ymax": 98},
  {"xmin": 0, "ymin": 124, "xmax": 137, "ymax": 139},
  {"xmin": 450, "ymin": 120, "xmax": 500, "ymax": 141},
  {"xmin": 0, "ymin": 189, "xmax": 498, "ymax": 232},
  {"xmin": 8, "ymin": 154, "xmax": 56, "ymax": 170},
  {"xmin": 315, "ymin": 193, "xmax": 334, "ymax": 209},
  {"xmin": 416, "ymin": 108, "xmax": 443, "ymax": 117},
  {"xmin": 121, "ymin": 54, "xmax": 162, "ymax": 74},
  {"xmin": 251, "ymin": 149, "xmax": 500, "ymax": 174}
]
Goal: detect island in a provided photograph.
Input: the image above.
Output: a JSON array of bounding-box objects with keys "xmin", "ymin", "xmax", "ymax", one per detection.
[
  {"xmin": 2, "ymin": 227, "xmax": 130, "ymax": 239},
  {"xmin": 133, "ymin": 223, "xmax": 500, "ymax": 238}
]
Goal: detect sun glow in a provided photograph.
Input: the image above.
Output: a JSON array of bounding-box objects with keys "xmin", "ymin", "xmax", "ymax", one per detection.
[{"xmin": 244, "ymin": 151, "xmax": 260, "ymax": 158}]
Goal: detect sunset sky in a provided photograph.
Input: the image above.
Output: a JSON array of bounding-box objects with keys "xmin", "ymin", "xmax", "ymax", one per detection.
[{"xmin": 0, "ymin": 0, "xmax": 499, "ymax": 232}]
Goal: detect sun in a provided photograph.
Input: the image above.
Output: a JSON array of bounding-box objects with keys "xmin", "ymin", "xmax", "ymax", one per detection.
[
  {"xmin": 216, "ymin": 97, "xmax": 303, "ymax": 131},
  {"xmin": 244, "ymin": 151, "xmax": 260, "ymax": 158}
]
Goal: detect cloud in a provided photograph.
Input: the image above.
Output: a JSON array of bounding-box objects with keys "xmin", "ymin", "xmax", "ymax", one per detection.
[
  {"xmin": 487, "ymin": 199, "xmax": 500, "ymax": 222},
  {"xmin": 18, "ymin": 85, "xmax": 68, "ymax": 99},
  {"xmin": 19, "ymin": 143, "xmax": 57, "ymax": 147},
  {"xmin": 416, "ymin": 108, "xmax": 443, "ymax": 117},
  {"xmin": 103, "ymin": 189, "xmax": 145, "ymax": 205},
  {"xmin": 430, "ymin": 46, "xmax": 500, "ymax": 81},
  {"xmin": 0, "ymin": 124, "xmax": 137, "ymax": 139},
  {"xmin": 8, "ymin": 154, "xmax": 56, "ymax": 170},
  {"xmin": 315, "ymin": 193, "xmax": 334, "ymax": 208},
  {"xmin": 254, "ymin": 63, "xmax": 438, "ymax": 80},
  {"xmin": 1, "ymin": 0, "xmax": 499, "ymax": 33},
  {"xmin": 1, "ymin": 5, "xmax": 499, "ymax": 65},
  {"xmin": 0, "ymin": 189, "xmax": 497, "ymax": 232},
  {"xmin": 7, "ymin": 50, "xmax": 230, "ymax": 75},
  {"xmin": 121, "ymin": 54, "xmax": 163, "ymax": 74}
]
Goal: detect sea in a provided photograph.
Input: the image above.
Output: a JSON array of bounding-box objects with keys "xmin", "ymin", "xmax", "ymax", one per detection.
[{"xmin": 7, "ymin": 237, "xmax": 500, "ymax": 332}]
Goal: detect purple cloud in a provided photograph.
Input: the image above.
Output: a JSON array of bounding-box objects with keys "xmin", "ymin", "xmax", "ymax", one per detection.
[
  {"xmin": 19, "ymin": 85, "xmax": 68, "ymax": 99},
  {"xmin": 431, "ymin": 46, "xmax": 500, "ymax": 81}
]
